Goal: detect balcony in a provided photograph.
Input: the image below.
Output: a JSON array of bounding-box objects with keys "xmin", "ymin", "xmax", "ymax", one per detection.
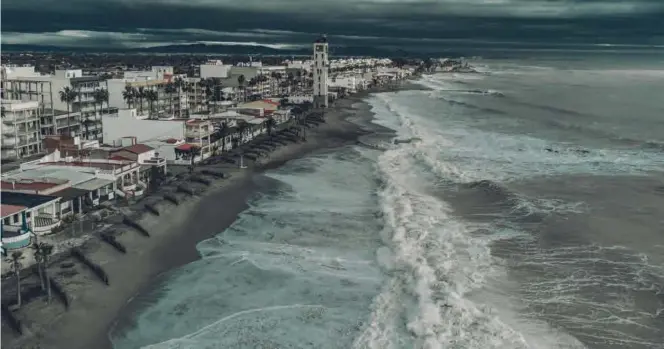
[
  {"xmin": 122, "ymin": 183, "xmax": 137, "ymax": 191},
  {"xmin": 142, "ymin": 157, "xmax": 166, "ymax": 166},
  {"xmin": 32, "ymin": 215, "xmax": 61, "ymax": 234},
  {"xmin": 1, "ymin": 226, "xmax": 32, "ymax": 250}
]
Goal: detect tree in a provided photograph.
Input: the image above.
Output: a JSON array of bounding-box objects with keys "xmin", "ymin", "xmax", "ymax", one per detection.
[
  {"xmin": 96, "ymin": 88, "xmax": 109, "ymax": 113},
  {"xmin": 7, "ymin": 251, "xmax": 24, "ymax": 308},
  {"xmin": 235, "ymin": 122, "xmax": 249, "ymax": 148},
  {"xmin": 174, "ymin": 77, "xmax": 185, "ymax": 117},
  {"xmin": 237, "ymin": 75, "xmax": 246, "ymax": 102},
  {"xmin": 264, "ymin": 117, "xmax": 277, "ymax": 136},
  {"xmin": 122, "ymin": 86, "xmax": 135, "ymax": 108},
  {"xmin": 164, "ymin": 82, "xmax": 177, "ymax": 117},
  {"xmin": 59, "ymin": 87, "xmax": 78, "ymax": 136},
  {"xmin": 32, "ymin": 242, "xmax": 46, "ymax": 291},
  {"xmin": 188, "ymin": 146, "xmax": 201, "ymax": 173},
  {"xmin": 145, "ymin": 90, "xmax": 159, "ymax": 119},
  {"xmin": 214, "ymin": 121, "xmax": 229, "ymax": 152},
  {"xmin": 40, "ymin": 243, "xmax": 54, "ymax": 303},
  {"xmin": 32, "ymin": 242, "xmax": 54, "ymax": 302},
  {"xmin": 137, "ymin": 87, "xmax": 146, "ymax": 114}
]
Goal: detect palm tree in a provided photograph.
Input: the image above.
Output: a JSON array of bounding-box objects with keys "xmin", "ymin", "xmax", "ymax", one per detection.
[
  {"xmin": 265, "ymin": 117, "xmax": 277, "ymax": 136},
  {"xmin": 137, "ymin": 87, "xmax": 146, "ymax": 114},
  {"xmin": 32, "ymin": 242, "xmax": 46, "ymax": 291},
  {"xmin": 31, "ymin": 242, "xmax": 54, "ymax": 302},
  {"xmin": 164, "ymin": 82, "xmax": 177, "ymax": 117},
  {"xmin": 237, "ymin": 75, "xmax": 246, "ymax": 102},
  {"xmin": 236, "ymin": 122, "xmax": 248, "ymax": 144},
  {"xmin": 41, "ymin": 243, "xmax": 54, "ymax": 303},
  {"xmin": 59, "ymin": 87, "xmax": 78, "ymax": 136},
  {"xmin": 122, "ymin": 86, "xmax": 135, "ymax": 108},
  {"xmin": 218, "ymin": 122, "xmax": 228, "ymax": 152},
  {"xmin": 145, "ymin": 90, "xmax": 159, "ymax": 119},
  {"xmin": 8, "ymin": 251, "xmax": 24, "ymax": 308},
  {"xmin": 174, "ymin": 77, "xmax": 185, "ymax": 117}
]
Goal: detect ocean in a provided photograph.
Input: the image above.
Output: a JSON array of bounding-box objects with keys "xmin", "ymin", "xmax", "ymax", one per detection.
[{"xmin": 110, "ymin": 58, "xmax": 664, "ymax": 349}]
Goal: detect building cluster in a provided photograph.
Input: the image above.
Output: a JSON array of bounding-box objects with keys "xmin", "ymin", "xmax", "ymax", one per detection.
[{"xmin": 1, "ymin": 36, "xmax": 414, "ymax": 255}]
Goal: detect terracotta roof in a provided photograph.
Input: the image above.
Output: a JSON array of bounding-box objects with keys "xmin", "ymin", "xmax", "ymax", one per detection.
[
  {"xmin": 121, "ymin": 144, "xmax": 154, "ymax": 154},
  {"xmin": 109, "ymin": 155, "xmax": 132, "ymax": 161},
  {"xmin": 175, "ymin": 143, "xmax": 198, "ymax": 151},
  {"xmin": 1, "ymin": 180, "xmax": 61, "ymax": 191},
  {"xmin": 262, "ymin": 99, "xmax": 280, "ymax": 106},
  {"xmin": 164, "ymin": 138, "xmax": 178, "ymax": 144},
  {"xmin": 1, "ymin": 204, "xmax": 27, "ymax": 218}
]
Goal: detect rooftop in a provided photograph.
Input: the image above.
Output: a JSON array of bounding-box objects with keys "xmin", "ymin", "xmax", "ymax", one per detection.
[
  {"xmin": 1, "ymin": 204, "xmax": 27, "ymax": 218},
  {"xmin": 1, "ymin": 179, "xmax": 66, "ymax": 191},
  {"xmin": 1, "ymin": 192, "xmax": 60, "ymax": 209},
  {"xmin": 121, "ymin": 144, "xmax": 154, "ymax": 154},
  {"xmin": 41, "ymin": 160, "xmax": 134, "ymax": 171},
  {"xmin": 73, "ymin": 178, "xmax": 114, "ymax": 191},
  {"xmin": 5, "ymin": 166, "xmax": 95, "ymax": 186},
  {"xmin": 50, "ymin": 187, "xmax": 90, "ymax": 201}
]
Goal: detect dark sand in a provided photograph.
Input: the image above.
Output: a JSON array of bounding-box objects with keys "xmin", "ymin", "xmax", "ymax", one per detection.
[{"xmin": 1, "ymin": 82, "xmax": 424, "ymax": 349}]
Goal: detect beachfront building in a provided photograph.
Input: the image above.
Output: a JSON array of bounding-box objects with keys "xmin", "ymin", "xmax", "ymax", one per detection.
[
  {"xmin": 1, "ymin": 65, "xmax": 114, "ymax": 141},
  {"xmin": 1, "ymin": 100, "xmax": 42, "ymax": 160},
  {"xmin": 1, "ymin": 192, "xmax": 61, "ymax": 237},
  {"xmin": 107, "ymin": 66, "xmax": 189, "ymax": 119},
  {"xmin": 313, "ymin": 35, "xmax": 329, "ymax": 108},
  {"xmin": 14, "ymin": 149, "xmax": 143, "ymax": 199},
  {"xmin": 102, "ymin": 108, "xmax": 185, "ymax": 144},
  {"xmin": 1, "ymin": 204, "xmax": 33, "ymax": 253}
]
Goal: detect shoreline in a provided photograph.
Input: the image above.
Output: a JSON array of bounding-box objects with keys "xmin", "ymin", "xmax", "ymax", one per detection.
[{"xmin": 2, "ymin": 80, "xmax": 426, "ymax": 349}]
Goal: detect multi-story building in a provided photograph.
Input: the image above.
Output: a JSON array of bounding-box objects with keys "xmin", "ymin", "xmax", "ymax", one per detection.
[
  {"xmin": 1, "ymin": 65, "xmax": 112, "ymax": 142},
  {"xmin": 107, "ymin": 69, "xmax": 188, "ymax": 119},
  {"xmin": 313, "ymin": 35, "xmax": 330, "ymax": 108},
  {"xmin": 1, "ymin": 100, "xmax": 42, "ymax": 160}
]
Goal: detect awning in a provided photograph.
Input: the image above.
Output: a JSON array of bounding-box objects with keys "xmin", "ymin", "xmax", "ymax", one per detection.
[
  {"xmin": 247, "ymin": 119, "xmax": 264, "ymax": 125},
  {"xmin": 73, "ymin": 178, "xmax": 114, "ymax": 191},
  {"xmin": 50, "ymin": 187, "xmax": 90, "ymax": 201},
  {"xmin": 176, "ymin": 144, "xmax": 198, "ymax": 151}
]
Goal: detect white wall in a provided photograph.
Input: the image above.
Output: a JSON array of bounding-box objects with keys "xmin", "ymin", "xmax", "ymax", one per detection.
[
  {"xmin": 200, "ymin": 64, "xmax": 231, "ymax": 79},
  {"xmin": 137, "ymin": 149, "xmax": 157, "ymax": 164},
  {"xmin": 102, "ymin": 109, "xmax": 185, "ymax": 143}
]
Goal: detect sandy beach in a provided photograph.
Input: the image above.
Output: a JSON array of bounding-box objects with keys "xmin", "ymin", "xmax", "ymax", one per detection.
[{"xmin": 1, "ymin": 81, "xmax": 424, "ymax": 349}]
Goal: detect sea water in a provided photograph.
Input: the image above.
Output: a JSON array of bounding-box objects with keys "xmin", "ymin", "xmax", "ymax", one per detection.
[{"xmin": 112, "ymin": 57, "xmax": 664, "ymax": 349}]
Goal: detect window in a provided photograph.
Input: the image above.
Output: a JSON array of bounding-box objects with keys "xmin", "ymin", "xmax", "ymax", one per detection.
[
  {"xmin": 26, "ymin": 211, "xmax": 31, "ymax": 218},
  {"xmin": 12, "ymin": 214, "xmax": 19, "ymax": 224},
  {"xmin": 3, "ymin": 218, "xmax": 9, "ymax": 225}
]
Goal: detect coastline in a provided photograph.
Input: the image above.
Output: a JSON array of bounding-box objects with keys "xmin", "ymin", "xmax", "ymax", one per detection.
[{"xmin": 2, "ymin": 81, "xmax": 426, "ymax": 349}]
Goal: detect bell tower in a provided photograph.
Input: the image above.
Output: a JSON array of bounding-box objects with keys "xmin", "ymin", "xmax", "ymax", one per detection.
[{"xmin": 312, "ymin": 35, "xmax": 329, "ymax": 108}]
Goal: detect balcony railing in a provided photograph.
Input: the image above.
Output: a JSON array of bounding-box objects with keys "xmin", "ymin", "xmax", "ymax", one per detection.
[
  {"xmin": 1, "ymin": 227, "xmax": 32, "ymax": 250},
  {"xmin": 142, "ymin": 157, "xmax": 166, "ymax": 165}
]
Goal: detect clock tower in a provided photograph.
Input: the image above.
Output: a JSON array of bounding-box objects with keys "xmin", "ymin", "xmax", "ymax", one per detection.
[{"xmin": 312, "ymin": 35, "xmax": 329, "ymax": 108}]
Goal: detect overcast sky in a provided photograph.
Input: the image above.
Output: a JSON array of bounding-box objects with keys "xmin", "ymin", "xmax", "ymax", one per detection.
[{"xmin": 3, "ymin": 0, "xmax": 663, "ymax": 53}]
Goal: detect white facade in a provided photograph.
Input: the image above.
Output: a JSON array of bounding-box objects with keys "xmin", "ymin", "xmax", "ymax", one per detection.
[
  {"xmin": 200, "ymin": 60, "xmax": 231, "ymax": 79},
  {"xmin": 102, "ymin": 108, "xmax": 185, "ymax": 143},
  {"xmin": 1, "ymin": 100, "xmax": 42, "ymax": 160},
  {"xmin": 312, "ymin": 37, "xmax": 329, "ymax": 108}
]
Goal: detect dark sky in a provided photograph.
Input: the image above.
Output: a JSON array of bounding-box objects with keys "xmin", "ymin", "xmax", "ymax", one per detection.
[{"xmin": 2, "ymin": 0, "xmax": 663, "ymax": 55}]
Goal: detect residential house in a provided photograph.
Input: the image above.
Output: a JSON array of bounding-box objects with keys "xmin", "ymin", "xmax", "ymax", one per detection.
[
  {"xmin": 1, "ymin": 204, "xmax": 32, "ymax": 253},
  {"xmin": 1, "ymin": 192, "xmax": 61, "ymax": 236}
]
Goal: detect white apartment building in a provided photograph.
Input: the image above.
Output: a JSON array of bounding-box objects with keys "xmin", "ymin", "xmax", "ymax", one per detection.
[
  {"xmin": 1, "ymin": 65, "xmax": 112, "ymax": 141},
  {"xmin": 107, "ymin": 72, "xmax": 188, "ymax": 119},
  {"xmin": 200, "ymin": 60, "xmax": 231, "ymax": 79},
  {"xmin": 1, "ymin": 100, "xmax": 42, "ymax": 160},
  {"xmin": 313, "ymin": 35, "xmax": 330, "ymax": 108}
]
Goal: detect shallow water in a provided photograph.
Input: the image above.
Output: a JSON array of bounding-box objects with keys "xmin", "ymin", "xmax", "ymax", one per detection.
[{"xmin": 112, "ymin": 58, "xmax": 664, "ymax": 349}]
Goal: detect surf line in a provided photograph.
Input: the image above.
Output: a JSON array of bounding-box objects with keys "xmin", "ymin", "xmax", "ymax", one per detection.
[{"xmin": 148, "ymin": 304, "xmax": 328, "ymax": 345}]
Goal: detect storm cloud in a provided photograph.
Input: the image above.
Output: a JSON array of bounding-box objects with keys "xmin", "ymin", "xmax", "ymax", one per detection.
[{"xmin": 2, "ymin": 0, "xmax": 663, "ymax": 54}]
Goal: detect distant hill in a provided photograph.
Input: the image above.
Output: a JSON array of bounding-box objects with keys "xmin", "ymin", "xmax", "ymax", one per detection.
[{"xmin": 2, "ymin": 43, "xmax": 462, "ymax": 58}]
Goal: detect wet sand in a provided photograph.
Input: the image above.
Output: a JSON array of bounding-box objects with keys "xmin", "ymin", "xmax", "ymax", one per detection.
[{"xmin": 1, "ymin": 82, "xmax": 424, "ymax": 349}]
